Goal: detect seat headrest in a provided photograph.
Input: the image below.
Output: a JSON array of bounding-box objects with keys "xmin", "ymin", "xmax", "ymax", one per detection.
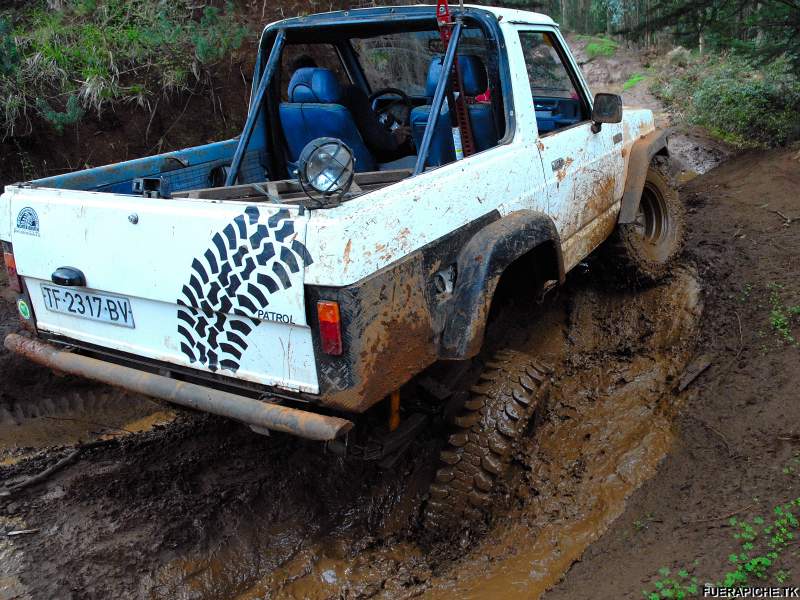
[
  {"xmin": 288, "ymin": 68, "xmax": 342, "ymax": 103},
  {"xmin": 424, "ymin": 54, "xmax": 489, "ymax": 97}
]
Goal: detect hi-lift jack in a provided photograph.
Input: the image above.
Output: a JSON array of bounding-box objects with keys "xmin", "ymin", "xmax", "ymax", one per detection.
[{"xmin": 436, "ymin": 0, "xmax": 476, "ymax": 160}]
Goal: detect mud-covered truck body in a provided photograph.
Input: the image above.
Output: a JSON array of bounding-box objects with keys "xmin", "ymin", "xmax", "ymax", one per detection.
[{"xmin": 0, "ymin": 5, "xmax": 681, "ymax": 450}]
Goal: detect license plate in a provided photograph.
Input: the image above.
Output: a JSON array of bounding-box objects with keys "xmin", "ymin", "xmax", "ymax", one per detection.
[{"xmin": 40, "ymin": 285, "xmax": 135, "ymax": 328}]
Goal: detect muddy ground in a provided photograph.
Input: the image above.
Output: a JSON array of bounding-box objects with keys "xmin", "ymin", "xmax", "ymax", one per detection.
[
  {"xmin": 1, "ymin": 242, "xmax": 704, "ymax": 599},
  {"xmin": 2, "ymin": 28, "xmax": 799, "ymax": 600}
]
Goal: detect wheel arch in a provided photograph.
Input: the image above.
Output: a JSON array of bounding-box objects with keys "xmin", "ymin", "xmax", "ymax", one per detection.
[
  {"xmin": 438, "ymin": 210, "xmax": 564, "ymax": 360},
  {"xmin": 618, "ymin": 128, "xmax": 670, "ymax": 224}
]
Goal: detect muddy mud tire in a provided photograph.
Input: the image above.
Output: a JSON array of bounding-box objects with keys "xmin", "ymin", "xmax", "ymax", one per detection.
[
  {"xmin": 606, "ymin": 156, "xmax": 684, "ymax": 284},
  {"xmin": 424, "ymin": 349, "xmax": 550, "ymax": 532}
]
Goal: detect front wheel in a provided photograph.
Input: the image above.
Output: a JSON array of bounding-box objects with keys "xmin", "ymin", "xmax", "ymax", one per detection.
[{"xmin": 607, "ymin": 156, "xmax": 685, "ymax": 284}]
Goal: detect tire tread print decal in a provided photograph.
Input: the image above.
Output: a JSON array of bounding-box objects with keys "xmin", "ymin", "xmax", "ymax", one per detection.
[{"xmin": 177, "ymin": 206, "xmax": 313, "ymax": 374}]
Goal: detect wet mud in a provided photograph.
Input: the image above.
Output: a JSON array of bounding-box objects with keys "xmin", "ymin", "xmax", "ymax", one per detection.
[{"xmin": 0, "ymin": 262, "xmax": 702, "ymax": 599}]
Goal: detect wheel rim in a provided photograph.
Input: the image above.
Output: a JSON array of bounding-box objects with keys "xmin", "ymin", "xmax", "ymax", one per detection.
[{"xmin": 633, "ymin": 182, "xmax": 669, "ymax": 245}]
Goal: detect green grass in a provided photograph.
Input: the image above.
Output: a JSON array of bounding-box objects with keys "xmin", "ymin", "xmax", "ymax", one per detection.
[
  {"xmin": 577, "ymin": 35, "xmax": 619, "ymax": 59},
  {"xmin": 0, "ymin": 0, "xmax": 250, "ymax": 137},
  {"xmin": 623, "ymin": 73, "xmax": 646, "ymax": 91},
  {"xmin": 768, "ymin": 283, "xmax": 800, "ymax": 346},
  {"xmin": 642, "ymin": 497, "xmax": 800, "ymax": 599}
]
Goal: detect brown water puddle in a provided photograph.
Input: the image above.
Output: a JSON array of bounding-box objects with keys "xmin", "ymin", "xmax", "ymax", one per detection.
[
  {"xmin": 146, "ymin": 267, "xmax": 702, "ymax": 600},
  {"xmin": 0, "ymin": 391, "xmax": 175, "ymax": 465}
]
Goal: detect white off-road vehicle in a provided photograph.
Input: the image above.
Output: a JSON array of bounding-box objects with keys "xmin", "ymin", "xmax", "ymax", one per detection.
[{"xmin": 0, "ymin": 5, "xmax": 683, "ymax": 526}]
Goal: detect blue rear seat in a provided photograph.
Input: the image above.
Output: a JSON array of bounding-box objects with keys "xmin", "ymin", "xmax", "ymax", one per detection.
[
  {"xmin": 279, "ymin": 68, "xmax": 376, "ymax": 172},
  {"xmin": 410, "ymin": 55, "xmax": 498, "ymax": 168}
]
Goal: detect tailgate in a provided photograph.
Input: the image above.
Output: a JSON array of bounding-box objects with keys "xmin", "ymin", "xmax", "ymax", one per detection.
[{"xmin": 7, "ymin": 186, "xmax": 319, "ymax": 393}]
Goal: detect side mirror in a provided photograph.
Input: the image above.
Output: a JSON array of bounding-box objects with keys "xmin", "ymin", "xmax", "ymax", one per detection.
[{"xmin": 591, "ymin": 93, "xmax": 622, "ymax": 133}]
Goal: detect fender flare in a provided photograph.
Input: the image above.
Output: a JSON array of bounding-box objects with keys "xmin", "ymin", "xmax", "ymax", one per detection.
[
  {"xmin": 618, "ymin": 128, "xmax": 670, "ymax": 223},
  {"xmin": 439, "ymin": 210, "xmax": 564, "ymax": 360}
]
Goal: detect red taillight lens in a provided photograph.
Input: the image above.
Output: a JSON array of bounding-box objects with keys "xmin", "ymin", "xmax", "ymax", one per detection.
[
  {"xmin": 2, "ymin": 242, "xmax": 22, "ymax": 294},
  {"xmin": 317, "ymin": 300, "xmax": 343, "ymax": 356}
]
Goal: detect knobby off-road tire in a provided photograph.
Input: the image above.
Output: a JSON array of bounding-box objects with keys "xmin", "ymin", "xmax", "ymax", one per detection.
[
  {"xmin": 606, "ymin": 156, "xmax": 685, "ymax": 284},
  {"xmin": 424, "ymin": 349, "xmax": 550, "ymax": 531}
]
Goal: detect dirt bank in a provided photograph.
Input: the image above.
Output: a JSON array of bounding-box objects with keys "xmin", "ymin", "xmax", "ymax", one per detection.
[{"xmin": 546, "ymin": 147, "xmax": 800, "ymax": 598}]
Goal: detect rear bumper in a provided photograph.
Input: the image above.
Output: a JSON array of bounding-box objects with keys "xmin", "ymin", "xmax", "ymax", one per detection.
[{"xmin": 4, "ymin": 333, "xmax": 353, "ymax": 441}]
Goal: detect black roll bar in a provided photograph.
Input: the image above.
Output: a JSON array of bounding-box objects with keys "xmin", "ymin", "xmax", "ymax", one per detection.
[{"xmin": 226, "ymin": 29, "xmax": 287, "ymax": 187}]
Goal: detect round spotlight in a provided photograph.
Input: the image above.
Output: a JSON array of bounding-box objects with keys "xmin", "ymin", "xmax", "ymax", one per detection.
[{"xmin": 297, "ymin": 137, "xmax": 354, "ymax": 206}]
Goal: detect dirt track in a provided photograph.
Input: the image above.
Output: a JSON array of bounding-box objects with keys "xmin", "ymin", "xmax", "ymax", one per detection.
[
  {"xmin": 2, "ymin": 37, "xmax": 800, "ymax": 600},
  {"xmin": 1, "ymin": 250, "xmax": 703, "ymax": 600}
]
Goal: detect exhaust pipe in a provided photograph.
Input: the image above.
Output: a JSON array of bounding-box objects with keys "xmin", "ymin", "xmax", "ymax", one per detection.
[{"xmin": 4, "ymin": 334, "xmax": 353, "ymax": 441}]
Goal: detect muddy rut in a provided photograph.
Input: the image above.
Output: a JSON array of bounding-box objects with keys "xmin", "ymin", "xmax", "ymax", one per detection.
[{"xmin": 0, "ymin": 262, "xmax": 702, "ymax": 599}]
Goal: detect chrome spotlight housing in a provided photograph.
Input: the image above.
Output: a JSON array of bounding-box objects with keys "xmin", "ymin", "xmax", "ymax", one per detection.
[{"xmin": 297, "ymin": 137, "xmax": 355, "ymax": 206}]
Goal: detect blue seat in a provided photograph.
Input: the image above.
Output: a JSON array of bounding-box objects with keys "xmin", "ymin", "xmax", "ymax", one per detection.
[
  {"xmin": 410, "ymin": 55, "xmax": 499, "ymax": 168},
  {"xmin": 533, "ymin": 97, "xmax": 582, "ymax": 134},
  {"xmin": 280, "ymin": 68, "xmax": 376, "ymax": 173}
]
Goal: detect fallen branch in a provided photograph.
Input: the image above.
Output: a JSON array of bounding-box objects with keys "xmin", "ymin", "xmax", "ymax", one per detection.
[
  {"xmin": 768, "ymin": 209, "xmax": 798, "ymax": 226},
  {"xmin": 42, "ymin": 415, "xmax": 133, "ymax": 435},
  {"xmin": 6, "ymin": 529, "xmax": 40, "ymax": 537},
  {"xmin": 0, "ymin": 448, "xmax": 81, "ymax": 497},
  {"xmin": 692, "ymin": 416, "xmax": 735, "ymax": 458},
  {"xmin": 688, "ymin": 503, "xmax": 752, "ymax": 525}
]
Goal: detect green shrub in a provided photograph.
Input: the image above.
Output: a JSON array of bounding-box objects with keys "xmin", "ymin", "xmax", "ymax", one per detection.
[
  {"xmin": 652, "ymin": 53, "xmax": 800, "ymax": 147},
  {"xmin": 0, "ymin": 0, "xmax": 251, "ymax": 138},
  {"xmin": 36, "ymin": 95, "xmax": 84, "ymax": 133},
  {"xmin": 0, "ymin": 18, "xmax": 20, "ymax": 76}
]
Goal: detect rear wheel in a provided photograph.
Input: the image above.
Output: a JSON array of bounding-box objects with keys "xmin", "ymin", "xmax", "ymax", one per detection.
[
  {"xmin": 424, "ymin": 349, "xmax": 550, "ymax": 531},
  {"xmin": 607, "ymin": 156, "xmax": 684, "ymax": 284}
]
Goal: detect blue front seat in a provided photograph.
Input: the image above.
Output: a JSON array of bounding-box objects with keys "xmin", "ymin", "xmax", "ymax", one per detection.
[
  {"xmin": 411, "ymin": 55, "xmax": 499, "ymax": 168},
  {"xmin": 280, "ymin": 68, "xmax": 376, "ymax": 172}
]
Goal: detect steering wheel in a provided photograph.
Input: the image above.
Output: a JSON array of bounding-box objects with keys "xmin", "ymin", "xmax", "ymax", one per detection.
[{"xmin": 368, "ymin": 87, "xmax": 413, "ymax": 130}]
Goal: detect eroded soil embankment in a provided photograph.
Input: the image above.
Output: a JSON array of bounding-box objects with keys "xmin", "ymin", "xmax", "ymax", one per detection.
[{"xmin": 0, "ymin": 256, "xmax": 702, "ymax": 598}]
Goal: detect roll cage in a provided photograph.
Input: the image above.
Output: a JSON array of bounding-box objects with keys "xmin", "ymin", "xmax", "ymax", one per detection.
[{"xmin": 227, "ymin": 5, "xmax": 515, "ymax": 185}]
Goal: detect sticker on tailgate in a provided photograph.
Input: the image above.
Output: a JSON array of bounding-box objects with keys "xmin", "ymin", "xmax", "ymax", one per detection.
[{"xmin": 40, "ymin": 284, "xmax": 135, "ymax": 328}]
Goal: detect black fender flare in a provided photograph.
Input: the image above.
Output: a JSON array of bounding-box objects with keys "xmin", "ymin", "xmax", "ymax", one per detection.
[
  {"xmin": 439, "ymin": 210, "xmax": 564, "ymax": 360},
  {"xmin": 618, "ymin": 128, "xmax": 670, "ymax": 223}
]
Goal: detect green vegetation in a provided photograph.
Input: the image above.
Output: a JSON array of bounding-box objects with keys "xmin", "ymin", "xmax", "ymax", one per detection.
[
  {"xmin": 767, "ymin": 283, "xmax": 800, "ymax": 346},
  {"xmin": 577, "ymin": 34, "xmax": 619, "ymax": 59},
  {"xmin": 652, "ymin": 54, "xmax": 800, "ymax": 147},
  {"xmin": 645, "ymin": 567, "xmax": 699, "ymax": 599},
  {"xmin": 623, "ymin": 72, "xmax": 646, "ymax": 90},
  {"xmin": 0, "ymin": 1, "xmax": 249, "ymax": 137},
  {"xmin": 783, "ymin": 452, "xmax": 800, "ymax": 477},
  {"xmin": 642, "ymin": 497, "xmax": 800, "ymax": 599}
]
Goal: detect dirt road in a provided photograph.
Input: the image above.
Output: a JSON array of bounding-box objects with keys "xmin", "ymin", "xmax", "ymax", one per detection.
[{"xmin": 2, "ymin": 37, "xmax": 799, "ymax": 600}]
